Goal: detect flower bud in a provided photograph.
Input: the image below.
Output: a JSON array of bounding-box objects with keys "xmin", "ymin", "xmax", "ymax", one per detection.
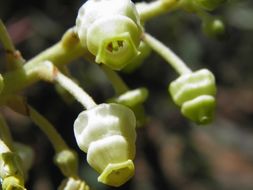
[
  {"xmin": 169, "ymin": 69, "xmax": 216, "ymax": 124},
  {"xmin": 54, "ymin": 150, "xmax": 78, "ymax": 177},
  {"xmin": 73, "ymin": 103, "xmax": 136, "ymax": 186},
  {"xmin": 109, "ymin": 88, "xmax": 148, "ymax": 108},
  {"xmin": 13, "ymin": 142, "xmax": 34, "ymax": 175},
  {"xmin": 76, "ymin": 0, "xmax": 142, "ymax": 70},
  {"xmin": 202, "ymin": 18, "xmax": 225, "ymax": 38}
]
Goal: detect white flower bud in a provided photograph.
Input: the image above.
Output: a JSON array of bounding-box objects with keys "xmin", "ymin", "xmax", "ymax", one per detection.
[
  {"xmin": 73, "ymin": 103, "xmax": 136, "ymax": 186},
  {"xmin": 75, "ymin": 0, "xmax": 142, "ymax": 70}
]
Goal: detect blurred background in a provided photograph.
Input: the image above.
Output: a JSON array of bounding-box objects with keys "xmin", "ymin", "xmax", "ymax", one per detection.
[{"xmin": 1, "ymin": 0, "xmax": 253, "ymax": 189}]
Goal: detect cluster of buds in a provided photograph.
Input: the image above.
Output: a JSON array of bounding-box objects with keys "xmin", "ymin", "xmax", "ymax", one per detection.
[
  {"xmin": 0, "ymin": 0, "xmax": 228, "ymax": 189},
  {"xmin": 73, "ymin": 0, "xmax": 222, "ymax": 187}
]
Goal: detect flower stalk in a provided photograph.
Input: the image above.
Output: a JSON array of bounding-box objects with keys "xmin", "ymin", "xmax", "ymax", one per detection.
[
  {"xmin": 53, "ymin": 67, "xmax": 97, "ymax": 110},
  {"xmin": 142, "ymin": 32, "xmax": 192, "ymax": 75},
  {"xmin": 136, "ymin": 0, "xmax": 178, "ymax": 22}
]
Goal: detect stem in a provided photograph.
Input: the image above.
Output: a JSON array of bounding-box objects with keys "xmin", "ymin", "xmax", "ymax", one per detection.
[
  {"xmin": 28, "ymin": 106, "xmax": 68, "ymax": 152},
  {"xmin": 1, "ymin": 29, "xmax": 89, "ymax": 96},
  {"xmin": 23, "ymin": 104, "xmax": 80, "ymax": 178},
  {"xmin": 0, "ymin": 19, "xmax": 24, "ymax": 69},
  {"xmin": 100, "ymin": 65, "xmax": 129, "ymax": 95},
  {"xmin": 136, "ymin": 0, "xmax": 178, "ymax": 22},
  {"xmin": 0, "ymin": 114, "xmax": 14, "ymax": 151},
  {"xmin": 54, "ymin": 69, "xmax": 97, "ymax": 110},
  {"xmin": 142, "ymin": 33, "xmax": 192, "ymax": 75},
  {"xmin": 0, "ymin": 20, "xmax": 15, "ymax": 52}
]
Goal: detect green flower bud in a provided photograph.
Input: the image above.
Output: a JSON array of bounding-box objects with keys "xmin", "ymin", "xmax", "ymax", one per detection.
[
  {"xmin": 194, "ymin": 0, "xmax": 226, "ymax": 11},
  {"xmin": 74, "ymin": 103, "xmax": 136, "ymax": 187},
  {"xmin": 54, "ymin": 150, "xmax": 78, "ymax": 178},
  {"xmin": 108, "ymin": 88, "xmax": 148, "ymax": 127},
  {"xmin": 13, "ymin": 142, "xmax": 34, "ymax": 175},
  {"xmin": 110, "ymin": 88, "xmax": 148, "ymax": 108},
  {"xmin": 202, "ymin": 18, "xmax": 225, "ymax": 38},
  {"xmin": 169, "ymin": 69, "xmax": 216, "ymax": 124},
  {"xmin": 76, "ymin": 0, "xmax": 142, "ymax": 70}
]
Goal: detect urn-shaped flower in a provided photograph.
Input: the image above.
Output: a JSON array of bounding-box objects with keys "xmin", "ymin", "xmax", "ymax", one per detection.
[
  {"xmin": 74, "ymin": 103, "xmax": 136, "ymax": 187},
  {"xmin": 76, "ymin": 0, "xmax": 142, "ymax": 70}
]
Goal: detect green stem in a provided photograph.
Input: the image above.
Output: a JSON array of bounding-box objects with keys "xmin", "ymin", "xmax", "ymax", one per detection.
[
  {"xmin": 142, "ymin": 33, "xmax": 192, "ymax": 75},
  {"xmin": 23, "ymin": 104, "xmax": 79, "ymax": 178},
  {"xmin": 137, "ymin": 0, "xmax": 178, "ymax": 22},
  {"xmin": 28, "ymin": 106, "xmax": 68, "ymax": 152},
  {"xmin": 0, "ymin": 19, "xmax": 23, "ymax": 69},
  {"xmin": 0, "ymin": 20, "xmax": 15, "ymax": 52},
  {"xmin": 100, "ymin": 65, "xmax": 129, "ymax": 95},
  {"xmin": 1, "ymin": 29, "xmax": 89, "ymax": 96},
  {"xmin": 54, "ymin": 69, "xmax": 97, "ymax": 110},
  {"xmin": 0, "ymin": 114, "xmax": 14, "ymax": 151}
]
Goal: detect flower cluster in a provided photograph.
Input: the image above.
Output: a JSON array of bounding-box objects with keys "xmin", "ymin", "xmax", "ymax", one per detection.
[{"xmin": 0, "ymin": 0, "xmax": 227, "ymax": 189}]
